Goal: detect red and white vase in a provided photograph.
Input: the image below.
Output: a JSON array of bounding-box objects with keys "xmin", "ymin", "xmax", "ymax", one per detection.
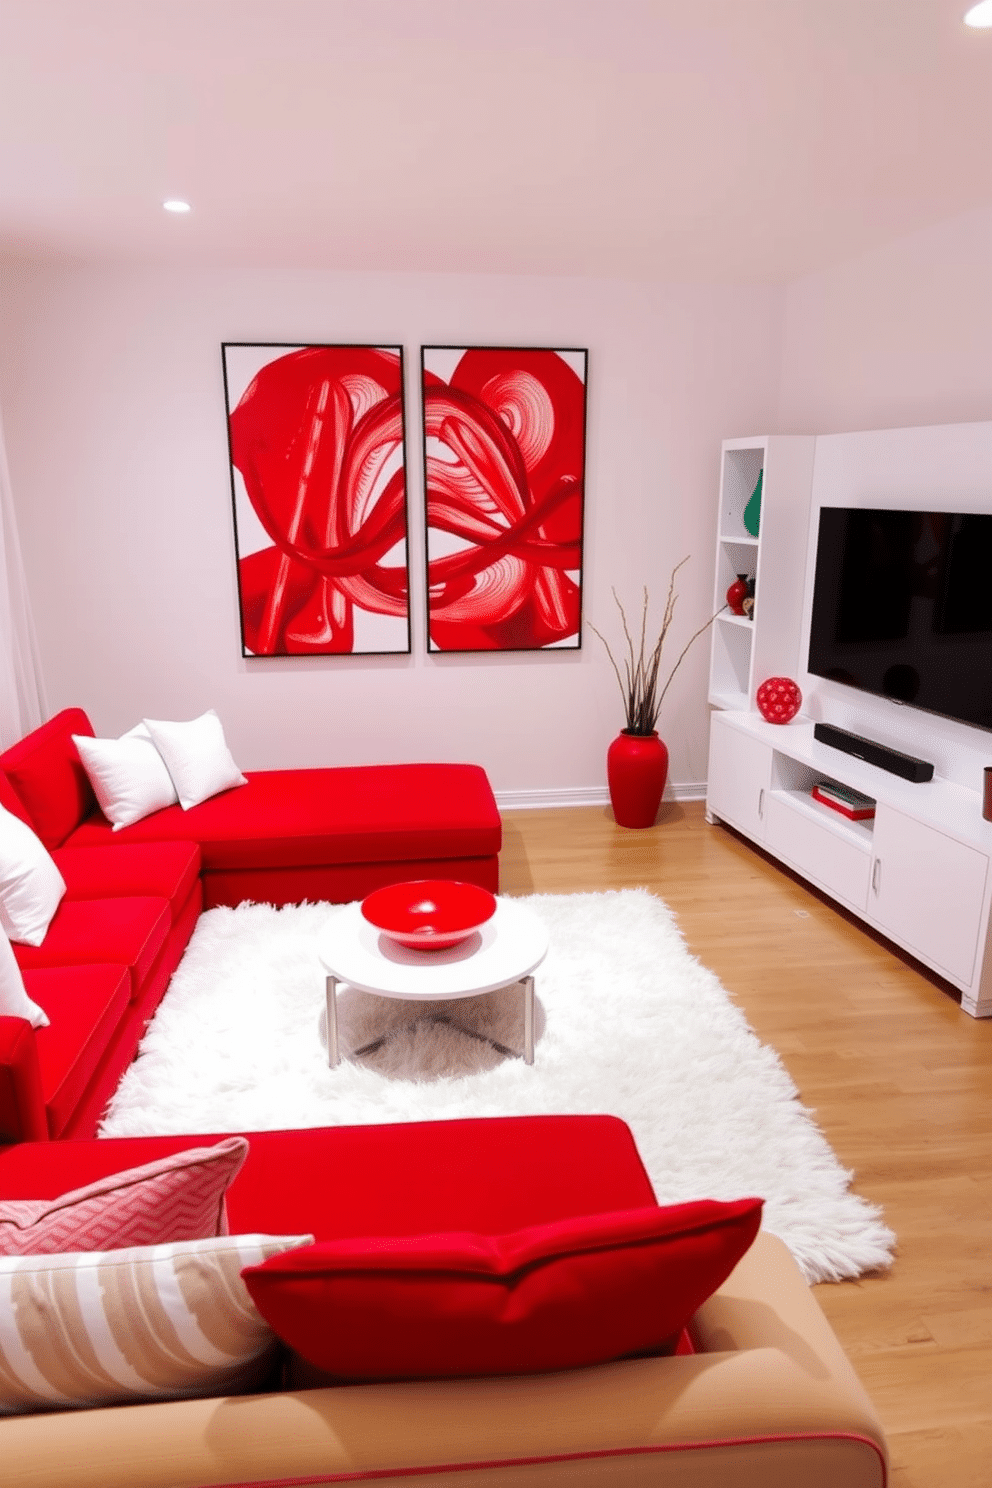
[{"xmin": 607, "ymin": 730, "xmax": 669, "ymax": 829}]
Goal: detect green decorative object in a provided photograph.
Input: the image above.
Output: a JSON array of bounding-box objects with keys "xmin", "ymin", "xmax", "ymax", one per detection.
[{"xmin": 743, "ymin": 470, "xmax": 763, "ymax": 536}]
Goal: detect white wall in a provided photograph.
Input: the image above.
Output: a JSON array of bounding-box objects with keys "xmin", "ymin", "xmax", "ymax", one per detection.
[
  {"xmin": 777, "ymin": 206, "xmax": 992, "ymax": 435},
  {"xmin": 773, "ymin": 205, "xmax": 992, "ymax": 793},
  {"xmin": 0, "ymin": 265, "xmax": 781, "ymax": 796}
]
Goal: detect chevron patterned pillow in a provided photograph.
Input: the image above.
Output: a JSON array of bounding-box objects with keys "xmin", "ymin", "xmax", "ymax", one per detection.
[{"xmin": 0, "ymin": 1137, "xmax": 249, "ymax": 1255}]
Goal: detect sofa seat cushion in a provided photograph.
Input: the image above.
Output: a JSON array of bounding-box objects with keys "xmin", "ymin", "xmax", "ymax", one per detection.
[
  {"xmin": 13, "ymin": 897, "xmax": 171, "ymax": 1002},
  {"xmin": 0, "ymin": 708, "xmax": 96, "ymax": 848},
  {"xmin": 54, "ymin": 842, "xmax": 201, "ymax": 925},
  {"xmin": 0, "ymin": 1116, "xmax": 657, "ymax": 1236},
  {"xmin": 225, "ymin": 1115, "xmax": 658, "ymax": 1239},
  {"xmin": 242, "ymin": 1197, "xmax": 764, "ymax": 1380},
  {"xmin": 25, "ymin": 965, "xmax": 130, "ymax": 1137},
  {"xmin": 65, "ymin": 764, "xmax": 502, "ymax": 871}
]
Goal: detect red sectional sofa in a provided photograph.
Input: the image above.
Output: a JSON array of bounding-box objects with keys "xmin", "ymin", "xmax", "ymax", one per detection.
[
  {"xmin": 0, "ymin": 1116, "xmax": 890, "ymax": 1487},
  {"xmin": 0, "ymin": 709, "xmax": 501, "ymax": 1144}
]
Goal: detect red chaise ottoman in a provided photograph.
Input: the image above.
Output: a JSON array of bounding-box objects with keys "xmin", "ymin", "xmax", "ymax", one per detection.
[{"xmin": 0, "ymin": 708, "xmax": 503, "ymax": 909}]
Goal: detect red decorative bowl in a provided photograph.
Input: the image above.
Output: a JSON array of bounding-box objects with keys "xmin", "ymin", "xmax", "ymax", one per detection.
[{"xmin": 360, "ymin": 880, "xmax": 497, "ymax": 951}]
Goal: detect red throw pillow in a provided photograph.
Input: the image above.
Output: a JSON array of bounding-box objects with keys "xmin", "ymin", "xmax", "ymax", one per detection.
[
  {"xmin": 241, "ymin": 1196, "xmax": 763, "ymax": 1379},
  {"xmin": 3, "ymin": 732, "xmax": 97, "ymax": 849}
]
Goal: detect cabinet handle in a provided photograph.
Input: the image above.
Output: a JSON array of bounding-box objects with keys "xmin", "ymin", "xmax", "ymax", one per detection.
[
  {"xmin": 872, "ymin": 858, "xmax": 881, "ymax": 896},
  {"xmin": 758, "ymin": 788, "xmax": 765, "ymax": 820}
]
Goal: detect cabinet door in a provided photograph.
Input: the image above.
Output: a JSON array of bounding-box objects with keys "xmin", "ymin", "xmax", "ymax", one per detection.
[
  {"xmin": 706, "ymin": 715, "xmax": 771, "ymax": 843},
  {"xmin": 868, "ymin": 806, "xmax": 989, "ymax": 987},
  {"xmin": 764, "ymin": 795, "xmax": 870, "ymax": 914}
]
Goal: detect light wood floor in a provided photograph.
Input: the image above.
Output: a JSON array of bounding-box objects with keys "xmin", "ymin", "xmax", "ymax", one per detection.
[{"xmin": 499, "ymin": 801, "xmax": 992, "ymax": 1488}]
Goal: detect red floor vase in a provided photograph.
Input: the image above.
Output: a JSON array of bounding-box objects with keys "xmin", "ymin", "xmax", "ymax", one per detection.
[{"xmin": 607, "ymin": 730, "xmax": 669, "ymax": 828}]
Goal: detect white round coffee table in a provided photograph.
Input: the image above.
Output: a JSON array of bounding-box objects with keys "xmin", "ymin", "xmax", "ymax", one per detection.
[{"xmin": 318, "ymin": 897, "xmax": 549, "ymax": 1069}]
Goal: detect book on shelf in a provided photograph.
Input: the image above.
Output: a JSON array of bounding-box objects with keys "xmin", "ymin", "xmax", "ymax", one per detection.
[{"xmin": 810, "ymin": 781, "xmax": 877, "ymax": 821}]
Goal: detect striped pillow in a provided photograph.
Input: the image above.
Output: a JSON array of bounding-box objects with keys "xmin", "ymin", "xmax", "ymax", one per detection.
[
  {"xmin": 0, "ymin": 1138, "xmax": 250, "ymax": 1255},
  {"xmin": 0, "ymin": 1232, "xmax": 313, "ymax": 1413}
]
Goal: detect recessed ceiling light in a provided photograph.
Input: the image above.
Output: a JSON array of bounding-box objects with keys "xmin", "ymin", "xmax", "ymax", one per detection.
[
  {"xmin": 162, "ymin": 199, "xmax": 192, "ymax": 214},
  {"xmin": 964, "ymin": 1, "xmax": 992, "ymax": 26}
]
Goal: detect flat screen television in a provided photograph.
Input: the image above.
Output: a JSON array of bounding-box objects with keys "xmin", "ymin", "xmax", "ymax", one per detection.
[{"xmin": 807, "ymin": 507, "xmax": 992, "ymax": 733}]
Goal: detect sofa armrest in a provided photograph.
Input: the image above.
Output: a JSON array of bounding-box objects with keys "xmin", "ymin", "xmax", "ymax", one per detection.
[
  {"xmin": 689, "ymin": 1230, "xmax": 888, "ymax": 1458},
  {"xmin": 0, "ymin": 1233, "xmax": 888, "ymax": 1488},
  {"xmin": 0, "ymin": 1017, "xmax": 48, "ymax": 1144}
]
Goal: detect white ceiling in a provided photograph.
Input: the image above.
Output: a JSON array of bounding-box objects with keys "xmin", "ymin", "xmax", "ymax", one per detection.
[{"xmin": 1, "ymin": 0, "xmax": 990, "ymax": 283}]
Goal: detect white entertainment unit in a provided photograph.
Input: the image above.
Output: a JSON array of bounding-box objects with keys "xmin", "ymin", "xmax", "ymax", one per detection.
[{"xmin": 706, "ymin": 423, "xmax": 992, "ymax": 1019}]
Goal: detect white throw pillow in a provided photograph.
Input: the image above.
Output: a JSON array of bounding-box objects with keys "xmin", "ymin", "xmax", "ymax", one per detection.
[
  {"xmin": 72, "ymin": 724, "xmax": 180, "ymax": 830},
  {"xmin": 0, "ymin": 925, "xmax": 48, "ymax": 1028},
  {"xmin": 142, "ymin": 710, "xmax": 247, "ymax": 810},
  {"xmin": 0, "ymin": 804, "xmax": 66, "ymax": 946},
  {"xmin": 0, "ymin": 1232, "xmax": 314, "ymax": 1413}
]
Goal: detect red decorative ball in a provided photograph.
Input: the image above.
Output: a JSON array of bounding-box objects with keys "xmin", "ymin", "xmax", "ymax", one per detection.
[{"xmin": 756, "ymin": 676, "xmax": 802, "ymax": 724}]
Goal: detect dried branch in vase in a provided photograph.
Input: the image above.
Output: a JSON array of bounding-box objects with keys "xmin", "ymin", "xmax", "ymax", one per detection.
[{"xmin": 589, "ymin": 558, "xmax": 720, "ymax": 736}]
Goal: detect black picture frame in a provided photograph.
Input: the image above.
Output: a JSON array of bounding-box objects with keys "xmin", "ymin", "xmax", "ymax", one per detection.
[
  {"xmin": 222, "ymin": 342, "xmax": 412, "ymax": 657},
  {"xmin": 420, "ymin": 346, "xmax": 588, "ymax": 654}
]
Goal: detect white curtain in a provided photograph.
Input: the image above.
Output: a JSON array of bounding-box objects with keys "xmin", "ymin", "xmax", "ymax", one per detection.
[{"xmin": 0, "ymin": 404, "xmax": 46, "ymax": 748}]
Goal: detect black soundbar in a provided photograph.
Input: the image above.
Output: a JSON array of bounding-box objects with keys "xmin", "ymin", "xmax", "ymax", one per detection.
[{"xmin": 813, "ymin": 723, "xmax": 934, "ymax": 783}]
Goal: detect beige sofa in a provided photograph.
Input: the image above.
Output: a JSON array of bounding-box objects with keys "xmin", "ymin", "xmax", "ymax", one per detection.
[{"xmin": 1, "ymin": 1232, "xmax": 888, "ymax": 1488}]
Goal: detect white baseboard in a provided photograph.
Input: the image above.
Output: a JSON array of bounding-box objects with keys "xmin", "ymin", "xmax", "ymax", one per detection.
[{"xmin": 494, "ymin": 782, "xmax": 707, "ymax": 812}]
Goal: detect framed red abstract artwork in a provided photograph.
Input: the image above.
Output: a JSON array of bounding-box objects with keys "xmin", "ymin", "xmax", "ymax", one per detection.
[
  {"xmin": 222, "ymin": 343, "xmax": 411, "ymax": 656},
  {"xmin": 420, "ymin": 346, "xmax": 587, "ymax": 652}
]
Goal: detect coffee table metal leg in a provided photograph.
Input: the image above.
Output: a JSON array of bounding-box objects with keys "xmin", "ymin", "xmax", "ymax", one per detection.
[
  {"xmin": 523, "ymin": 975, "xmax": 535, "ymax": 1065},
  {"xmin": 326, "ymin": 975, "xmax": 339, "ymax": 1068}
]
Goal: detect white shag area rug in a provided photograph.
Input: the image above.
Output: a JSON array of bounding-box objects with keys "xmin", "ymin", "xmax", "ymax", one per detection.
[{"xmin": 100, "ymin": 889, "xmax": 895, "ymax": 1283}]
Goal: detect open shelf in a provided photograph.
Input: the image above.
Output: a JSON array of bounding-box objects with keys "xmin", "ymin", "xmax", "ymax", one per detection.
[
  {"xmin": 768, "ymin": 743, "xmax": 876, "ymax": 848},
  {"xmin": 715, "ymin": 543, "xmax": 758, "ymax": 613},
  {"xmin": 710, "ymin": 687, "xmax": 749, "ymax": 711},
  {"xmin": 710, "ymin": 613, "xmax": 752, "ymax": 707},
  {"xmin": 709, "ymin": 435, "xmax": 816, "ymax": 724},
  {"xmin": 771, "ymin": 786, "xmax": 875, "ymax": 850},
  {"xmin": 720, "ymin": 447, "xmax": 764, "ymax": 539}
]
